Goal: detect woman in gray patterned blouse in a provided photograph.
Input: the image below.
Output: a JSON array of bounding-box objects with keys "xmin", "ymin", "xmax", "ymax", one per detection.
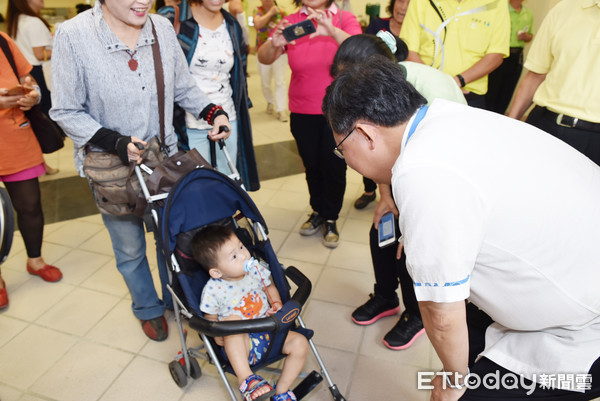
[{"xmin": 50, "ymin": 0, "xmax": 230, "ymax": 341}]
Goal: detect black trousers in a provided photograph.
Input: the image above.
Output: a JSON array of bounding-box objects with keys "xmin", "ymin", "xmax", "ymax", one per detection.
[
  {"xmin": 460, "ymin": 303, "xmax": 600, "ymax": 400},
  {"xmin": 465, "ymin": 93, "xmax": 487, "ymax": 109},
  {"xmin": 526, "ymin": 106, "xmax": 600, "ymax": 167},
  {"xmin": 486, "ymin": 48, "xmax": 523, "ymax": 115},
  {"xmin": 369, "ymin": 221, "xmax": 420, "ymax": 317},
  {"xmin": 362, "ymin": 176, "xmax": 377, "ymax": 193},
  {"xmin": 290, "ymin": 113, "xmax": 346, "ymax": 221}
]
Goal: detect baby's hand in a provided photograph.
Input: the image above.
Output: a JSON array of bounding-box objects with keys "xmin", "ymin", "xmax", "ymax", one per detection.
[
  {"xmin": 214, "ymin": 336, "xmax": 225, "ymax": 346},
  {"xmin": 266, "ymin": 301, "xmax": 283, "ymax": 317}
]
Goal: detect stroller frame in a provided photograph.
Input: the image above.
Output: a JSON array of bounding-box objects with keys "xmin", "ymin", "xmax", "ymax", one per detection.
[{"xmin": 135, "ymin": 144, "xmax": 347, "ymax": 401}]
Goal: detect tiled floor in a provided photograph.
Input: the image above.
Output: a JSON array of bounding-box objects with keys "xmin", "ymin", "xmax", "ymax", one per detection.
[{"xmin": 0, "ymin": 55, "xmax": 442, "ymax": 401}]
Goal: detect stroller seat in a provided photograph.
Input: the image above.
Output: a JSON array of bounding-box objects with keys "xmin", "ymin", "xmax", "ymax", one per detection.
[{"xmin": 172, "ymin": 219, "xmax": 314, "ymax": 374}]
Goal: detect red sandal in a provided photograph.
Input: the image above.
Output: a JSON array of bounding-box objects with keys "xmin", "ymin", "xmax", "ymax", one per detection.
[
  {"xmin": 0, "ymin": 277, "xmax": 8, "ymax": 310},
  {"xmin": 27, "ymin": 263, "xmax": 63, "ymax": 282}
]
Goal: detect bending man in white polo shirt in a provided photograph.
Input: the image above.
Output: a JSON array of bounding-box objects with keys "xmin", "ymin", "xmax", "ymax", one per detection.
[{"xmin": 322, "ymin": 56, "xmax": 600, "ymax": 401}]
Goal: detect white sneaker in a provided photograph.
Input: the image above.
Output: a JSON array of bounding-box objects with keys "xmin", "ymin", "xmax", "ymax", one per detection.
[
  {"xmin": 277, "ymin": 111, "xmax": 288, "ymax": 122},
  {"xmin": 266, "ymin": 103, "xmax": 274, "ymax": 114}
]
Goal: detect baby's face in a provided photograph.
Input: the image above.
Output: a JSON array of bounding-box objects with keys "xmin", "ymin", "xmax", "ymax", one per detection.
[{"xmin": 214, "ymin": 235, "xmax": 251, "ymax": 280}]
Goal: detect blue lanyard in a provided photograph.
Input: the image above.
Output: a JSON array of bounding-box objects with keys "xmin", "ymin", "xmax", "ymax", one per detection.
[{"xmin": 405, "ymin": 105, "xmax": 429, "ymax": 145}]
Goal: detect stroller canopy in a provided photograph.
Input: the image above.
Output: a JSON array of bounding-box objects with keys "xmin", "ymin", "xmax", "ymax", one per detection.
[{"xmin": 160, "ymin": 168, "xmax": 267, "ymax": 253}]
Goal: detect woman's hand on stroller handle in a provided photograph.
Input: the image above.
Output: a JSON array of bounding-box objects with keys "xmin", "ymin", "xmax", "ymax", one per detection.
[
  {"xmin": 126, "ymin": 137, "xmax": 147, "ymax": 164},
  {"xmin": 209, "ymin": 114, "xmax": 231, "ymax": 141}
]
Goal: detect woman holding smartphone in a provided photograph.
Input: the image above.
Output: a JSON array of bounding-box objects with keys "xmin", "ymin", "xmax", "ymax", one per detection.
[
  {"xmin": 0, "ymin": 32, "xmax": 63, "ymax": 310},
  {"xmin": 257, "ymin": 0, "xmax": 361, "ymax": 248},
  {"xmin": 6, "ymin": 0, "xmax": 64, "ymax": 175}
]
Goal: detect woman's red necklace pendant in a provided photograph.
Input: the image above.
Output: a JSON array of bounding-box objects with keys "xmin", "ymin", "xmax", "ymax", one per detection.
[{"xmin": 126, "ymin": 50, "xmax": 138, "ymax": 71}]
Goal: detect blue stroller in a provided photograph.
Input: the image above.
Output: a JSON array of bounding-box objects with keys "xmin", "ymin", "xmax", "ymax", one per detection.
[{"xmin": 137, "ymin": 157, "xmax": 346, "ymax": 401}]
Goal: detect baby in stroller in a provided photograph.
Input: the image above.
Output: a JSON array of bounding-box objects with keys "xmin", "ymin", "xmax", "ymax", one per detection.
[{"xmin": 191, "ymin": 224, "xmax": 309, "ymax": 401}]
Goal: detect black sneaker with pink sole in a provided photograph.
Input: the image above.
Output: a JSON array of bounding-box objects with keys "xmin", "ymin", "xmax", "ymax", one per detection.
[{"xmin": 351, "ymin": 293, "xmax": 401, "ymax": 326}]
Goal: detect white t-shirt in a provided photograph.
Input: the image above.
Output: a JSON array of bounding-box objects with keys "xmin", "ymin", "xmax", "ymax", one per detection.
[
  {"xmin": 200, "ymin": 262, "xmax": 272, "ymax": 321},
  {"xmin": 392, "ymin": 99, "xmax": 600, "ymax": 388},
  {"xmin": 186, "ymin": 21, "xmax": 237, "ymax": 130},
  {"xmin": 14, "ymin": 15, "xmax": 53, "ymax": 66},
  {"xmin": 401, "ymin": 61, "xmax": 466, "ymax": 106}
]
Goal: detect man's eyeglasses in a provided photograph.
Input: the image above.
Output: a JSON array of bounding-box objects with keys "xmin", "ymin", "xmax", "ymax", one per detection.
[{"xmin": 333, "ymin": 127, "xmax": 356, "ymax": 159}]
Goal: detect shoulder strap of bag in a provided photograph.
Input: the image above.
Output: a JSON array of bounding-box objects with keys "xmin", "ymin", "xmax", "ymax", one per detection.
[
  {"xmin": 0, "ymin": 34, "xmax": 20, "ymax": 80},
  {"xmin": 150, "ymin": 19, "xmax": 166, "ymax": 148}
]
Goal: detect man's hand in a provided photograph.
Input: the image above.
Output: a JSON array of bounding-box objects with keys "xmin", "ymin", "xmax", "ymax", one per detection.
[{"xmin": 373, "ymin": 186, "xmax": 398, "ymax": 227}]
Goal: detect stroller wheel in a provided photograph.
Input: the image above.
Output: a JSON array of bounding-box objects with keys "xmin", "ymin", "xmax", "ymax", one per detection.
[
  {"xmin": 188, "ymin": 357, "xmax": 202, "ymax": 379},
  {"xmin": 168, "ymin": 360, "xmax": 188, "ymax": 388}
]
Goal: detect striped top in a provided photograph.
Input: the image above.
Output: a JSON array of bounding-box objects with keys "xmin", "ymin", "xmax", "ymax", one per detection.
[{"xmin": 50, "ymin": 2, "xmax": 212, "ymax": 174}]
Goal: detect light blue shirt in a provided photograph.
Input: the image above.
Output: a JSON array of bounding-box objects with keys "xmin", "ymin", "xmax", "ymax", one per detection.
[{"xmin": 50, "ymin": 2, "xmax": 212, "ymax": 174}]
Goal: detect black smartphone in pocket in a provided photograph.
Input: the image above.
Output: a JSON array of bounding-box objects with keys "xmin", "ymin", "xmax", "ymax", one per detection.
[{"xmin": 282, "ymin": 20, "xmax": 316, "ymax": 42}]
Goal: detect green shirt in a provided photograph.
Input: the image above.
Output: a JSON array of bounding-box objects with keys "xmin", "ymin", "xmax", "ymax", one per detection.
[{"xmin": 509, "ymin": 3, "xmax": 534, "ymax": 48}]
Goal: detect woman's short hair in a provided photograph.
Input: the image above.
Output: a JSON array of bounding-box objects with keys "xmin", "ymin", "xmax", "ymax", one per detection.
[
  {"xmin": 386, "ymin": 0, "xmax": 396, "ymax": 16},
  {"xmin": 330, "ymin": 33, "xmax": 408, "ymax": 77}
]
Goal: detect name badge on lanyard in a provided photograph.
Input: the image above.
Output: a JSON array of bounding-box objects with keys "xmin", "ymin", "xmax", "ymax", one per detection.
[{"xmin": 421, "ymin": 0, "xmax": 501, "ymax": 70}]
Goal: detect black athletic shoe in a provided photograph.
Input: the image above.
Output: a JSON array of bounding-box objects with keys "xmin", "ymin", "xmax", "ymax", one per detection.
[
  {"xmin": 300, "ymin": 212, "xmax": 323, "ymax": 236},
  {"xmin": 383, "ymin": 311, "xmax": 425, "ymax": 350},
  {"xmin": 351, "ymin": 293, "xmax": 400, "ymax": 325},
  {"xmin": 322, "ymin": 220, "xmax": 340, "ymax": 248}
]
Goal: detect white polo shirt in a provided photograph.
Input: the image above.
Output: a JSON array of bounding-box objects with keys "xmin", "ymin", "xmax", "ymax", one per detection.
[{"xmin": 392, "ymin": 99, "xmax": 600, "ymax": 388}]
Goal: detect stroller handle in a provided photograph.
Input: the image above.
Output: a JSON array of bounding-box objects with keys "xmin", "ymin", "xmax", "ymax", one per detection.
[
  {"xmin": 189, "ymin": 265, "xmax": 312, "ymax": 338},
  {"xmin": 285, "ymin": 265, "xmax": 312, "ymax": 305}
]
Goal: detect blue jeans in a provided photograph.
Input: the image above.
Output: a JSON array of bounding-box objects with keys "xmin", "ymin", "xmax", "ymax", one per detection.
[
  {"xmin": 187, "ymin": 121, "xmax": 238, "ymax": 176},
  {"xmin": 102, "ymin": 213, "xmax": 168, "ymax": 320}
]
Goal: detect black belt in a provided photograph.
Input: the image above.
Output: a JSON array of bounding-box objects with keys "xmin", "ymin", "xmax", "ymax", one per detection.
[
  {"xmin": 538, "ymin": 107, "xmax": 600, "ymax": 133},
  {"xmin": 509, "ymin": 47, "xmax": 523, "ymax": 54}
]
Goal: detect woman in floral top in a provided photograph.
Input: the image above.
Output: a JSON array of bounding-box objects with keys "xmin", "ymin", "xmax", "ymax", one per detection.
[{"xmin": 253, "ymin": 0, "xmax": 288, "ymax": 122}]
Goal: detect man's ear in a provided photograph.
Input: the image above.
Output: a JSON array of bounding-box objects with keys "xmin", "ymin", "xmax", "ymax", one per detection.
[
  {"xmin": 208, "ymin": 268, "xmax": 222, "ymax": 279},
  {"xmin": 355, "ymin": 122, "xmax": 377, "ymax": 150}
]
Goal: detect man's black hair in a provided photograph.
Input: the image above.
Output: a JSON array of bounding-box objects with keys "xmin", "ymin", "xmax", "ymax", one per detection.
[{"xmin": 323, "ymin": 55, "xmax": 426, "ymax": 137}]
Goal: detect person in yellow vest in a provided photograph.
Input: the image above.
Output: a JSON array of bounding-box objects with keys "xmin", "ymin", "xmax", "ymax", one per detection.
[
  {"xmin": 400, "ymin": 0, "xmax": 510, "ymax": 109},
  {"xmin": 507, "ymin": 0, "xmax": 600, "ymax": 166}
]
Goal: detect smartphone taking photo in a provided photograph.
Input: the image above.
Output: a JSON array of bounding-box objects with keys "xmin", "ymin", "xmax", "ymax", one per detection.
[
  {"xmin": 5, "ymin": 85, "xmax": 27, "ymax": 96},
  {"xmin": 378, "ymin": 212, "xmax": 396, "ymax": 248},
  {"xmin": 282, "ymin": 20, "xmax": 316, "ymax": 42}
]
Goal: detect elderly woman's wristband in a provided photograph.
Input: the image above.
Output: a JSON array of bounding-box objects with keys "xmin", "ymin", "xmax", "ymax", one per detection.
[{"xmin": 200, "ymin": 103, "xmax": 229, "ymax": 125}]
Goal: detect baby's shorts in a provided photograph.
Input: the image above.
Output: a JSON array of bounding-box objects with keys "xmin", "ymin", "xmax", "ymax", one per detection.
[{"xmin": 221, "ymin": 332, "xmax": 271, "ymax": 366}]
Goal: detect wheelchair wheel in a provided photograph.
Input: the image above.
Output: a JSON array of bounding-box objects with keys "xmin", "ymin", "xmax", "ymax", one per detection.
[
  {"xmin": 188, "ymin": 357, "xmax": 202, "ymax": 379},
  {"xmin": 0, "ymin": 187, "xmax": 15, "ymax": 265},
  {"xmin": 168, "ymin": 360, "xmax": 187, "ymax": 388}
]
